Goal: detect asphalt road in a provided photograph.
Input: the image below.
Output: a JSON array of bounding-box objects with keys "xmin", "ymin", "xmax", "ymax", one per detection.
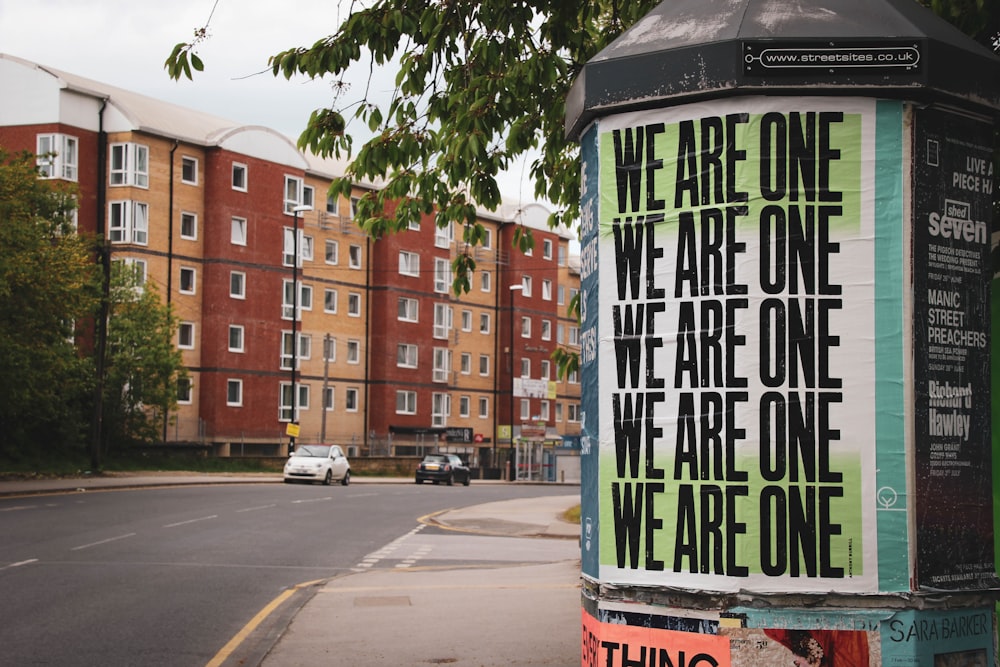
[{"xmin": 0, "ymin": 481, "xmax": 575, "ymax": 667}]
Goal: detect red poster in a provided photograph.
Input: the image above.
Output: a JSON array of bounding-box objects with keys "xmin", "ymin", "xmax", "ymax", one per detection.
[{"xmin": 583, "ymin": 610, "xmax": 732, "ymax": 667}]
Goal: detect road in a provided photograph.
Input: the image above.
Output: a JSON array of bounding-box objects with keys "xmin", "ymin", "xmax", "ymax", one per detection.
[{"xmin": 0, "ymin": 481, "xmax": 576, "ymax": 666}]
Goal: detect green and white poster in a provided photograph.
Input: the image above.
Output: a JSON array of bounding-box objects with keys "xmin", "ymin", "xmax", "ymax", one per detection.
[{"xmin": 595, "ymin": 97, "xmax": 883, "ymax": 592}]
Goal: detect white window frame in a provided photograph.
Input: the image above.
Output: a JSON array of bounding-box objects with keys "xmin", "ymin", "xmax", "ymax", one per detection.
[
  {"xmin": 346, "ymin": 387, "xmax": 359, "ymax": 412},
  {"xmin": 177, "ymin": 378, "xmax": 193, "ymax": 404},
  {"xmin": 230, "ymin": 271, "xmax": 246, "ymax": 299},
  {"xmin": 479, "ymin": 313, "xmax": 491, "ymax": 334},
  {"xmin": 478, "ymin": 397, "xmax": 489, "ymax": 419},
  {"xmin": 434, "ymin": 257, "xmax": 450, "ymax": 293},
  {"xmin": 323, "ymin": 386, "xmax": 335, "ymax": 411},
  {"xmin": 461, "ymin": 309, "xmax": 473, "ymax": 332},
  {"xmin": 231, "ymin": 216, "xmax": 247, "ymax": 246},
  {"xmin": 480, "ymin": 270, "xmax": 491, "ymax": 292},
  {"xmin": 521, "ymin": 316, "xmax": 531, "ymax": 338},
  {"xmin": 432, "ymin": 348, "xmax": 451, "ymax": 383},
  {"xmin": 431, "ymin": 392, "xmax": 450, "ymax": 427},
  {"xmin": 179, "ymin": 266, "xmax": 196, "ymax": 295},
  {"xmin": 521, "ymin": 358, "xmax": 531, "ymax": 378},
  {"xmin": 181, "ymin": 156, "xmax": 199, "ymax": 185},
  {"xmin": 227, "ymin": 379, "xmax": 243, "ymax": 407},
  {"xmin": 398, "ymin": 297, "xmax": 418, "ymax": 322},
  {"xmin": 522, "ymin": 275, "xmax": 532, "ymax": 297},
  {"xmin": 228, "ymin": 325, "xmax": 245, "ymax": 353},
  {"xmin": 349, "ymin": 244, "xmax": 362, "ymax": 269},
  {"xmin": 435, "ymin": 222, "xmax": 453, "ymax": 248},
  {"xmin": 433, "ymin": 303, "xmax": 453, "ymax": 340},
  {"xmin": 284, "ymin": 175, "xmax": 305, "ymax": 213},
  {"xmin": 542, "ymin": 279, "xmax": 553, "ymax": 301},
  {"xmin": 324, "ymin": 288, "xmax": 338, "ymax": 314},
  {"xmin": 397, "ymin": 343, "xmax": 418, "ymax": 368},
  {"xmin": 459, "ymin": 395, "xmax": 471, "ymax": 418},
  {"xmin": 541, "ymin": 319, "xmax": 552, "ymax": 341},
  {"xmin": 36, "ymin": 133, "xmax": 78, "ymax": 181},
  {"xmin": 232, "ymin": 163, "xmax": 248, "ymax": 191},
  {"xmin": 396, "ymin": 390, "xmax": 417, "ymax": 415},
  {"xmin": 399, "ymin": 250, "xmax": 420, "ymax": 277},
  {"xmin": 180, "ymin": 211, "xmax": 197, "ymax": 240},
  {"xmin": 109, "ymin": 142, "xmax": 149, "ymax": 187},
  {"xmin": 541, "ymin": 360, "xmax": 551, "ymax": 380},
  {"xmin": 543, "ymin": 238, "xmax": 553, "ymax": 260},
  {"xmin": 178, "ymin": 322, "xmax": 195, "ymax": 349},
  {"xmin": 279, "ymin": 383, "xmax": 309, "ymax": 422},
  {"xmin": 460, "ymin": 352, "xmax": 471, "ymax": 375},
  {"xmin": 109, "ymin": 200, "xmax": 148, "ymax": 245},
  {"xmin": 347, "ymin": 339, "xmax": 360, "ymax": 364},
  {"xmin": 348, "ymin": 292, "xmax": 361, "ymax": 317},
  {"xmin": 479, "ymin": 354, "xmax": 490, "ymax": 376}
]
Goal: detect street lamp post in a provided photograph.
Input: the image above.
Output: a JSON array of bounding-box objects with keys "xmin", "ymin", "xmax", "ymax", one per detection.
[
  {"xmin": 289, "ymin": 204, "xmax": 312, "ymax": 454},
  {"xmin": 507, "ymin": 283, "xmax": 523, "ymax": 480}
]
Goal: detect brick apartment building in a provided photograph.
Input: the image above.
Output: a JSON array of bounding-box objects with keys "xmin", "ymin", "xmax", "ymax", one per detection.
[{"xmin": 0, "ymin": 54, "xmax": 581, "ymax": 477}]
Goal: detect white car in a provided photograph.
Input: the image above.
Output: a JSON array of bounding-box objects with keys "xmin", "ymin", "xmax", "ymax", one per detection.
[{"xmin": 283, "ymin": 445, "xmax": 351, "ymax": 485}]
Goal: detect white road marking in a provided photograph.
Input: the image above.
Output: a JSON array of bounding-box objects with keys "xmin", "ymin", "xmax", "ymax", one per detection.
[
  {"xmin": 163, "ymin": 515, "xmax": 217, "ymax": 528},
  {"xmin": 291, "ymin": 497, "xmax": 332, "ymax": 504},
  {"xmin": 71, "ymin": 533, "xmax": 136, "ymax": 551},
  {"xmin": 0, "ymin": 558, "xmax": 39, "ymax": 571},
  {"xmin": 236, "ymin": 504, "xmax": 276, "ymax": 513}
]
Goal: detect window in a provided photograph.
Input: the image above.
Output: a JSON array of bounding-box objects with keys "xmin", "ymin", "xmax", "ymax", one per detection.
[
  {"xmin": 110, "ymin": 143, "xmax": 149, "ymax": 187},
  {"xmin": 540, "ymin": 400, "xmax": 550, "ymax": 420},
  {"xmin": 433, "ymin": 303, "xmax": 453, "ymax": 339},
  {"xmin": 324, "ymin": 288, "xmax": 338, "ymax": 313},
  {"xmin": 435, "ymin": 222, "xmax": 453, "ymax": 248},
  {"xmin": 177, "ymin": 378, "xmax": 192, "ymax": 404},
  {"xmin": 230, "ymin": 271, "xmax": 246, "ymax": 299},
  {"xmin": 558, "ymin": 245, "xmax": 567, "ymax": 266},
  {"xmin": 349, "ymin": 244, "xmax": 362, "ymax": 268},
  {"xmin": 557, "ymin": 323, "xmax": 565, "ymax": 344},
  {"xmin": 460, "ymin": 352, "xmax": 471, "ymax": 374},
  {"xmin": 479, "ymin": 354, "xmax": 490, "ymax": 376},
  {"xmin": 232, "ymin": 163, "xmax": 247, "ymax": 191},
  {"xmin": 482, "ymin": 228, "xmax": 493, "ymax": 249},
  {"xmin": 569, "ymin": 326, "xmax": 580, "ymax": 346},
  {"xmin": 399, "ymin": 251, "xmax": 420, "ymax": 277},
  {"xmin": 282, "ymin": 281, "xmax": 312, "ymax": 319},
  {"xmin": 522, "ymin": 275, "xmax": 532, "ymax": 297},
  {"xmin": 280, "ymin": 332, "xmax": 311, "ymax": 370},
  {"xmin": 397, "ymin": 344, "xmax": 418, "ymax": 368},
  {"xmin": 179, "ymin": 267, "xmax": 196, "ymax": 294},
  {"xmin": 398, "ymin": 297, "xmax": 418, "ymax": 322},
  {"xmin": 326, "ymin": 195, "xmax": 339, "ymax": 215},
  {"xmin": 180, "ymin": 212, "xmax": 197, "ymax": 240},
  {"xmin": 521, "ymin": 316, "xmax": 531, "ymax": 338},
  {"xmin": 279, "ymin": 383, "xmax": 309, "ymax": 421},
  {"xmin": 569, "ymin": 404, "xmax": 581, "ymax": 422},
  {"xmin": 480, "ymin": 270, "xmax": 491, "ymax": 292},
  {"xmin": 347, "ymin": 339, "xmax": 360, "ymax": 364},
  {"xmin": 228, "ymin": 325, "xmax": 244, "ymax": 352},
  {"xmin": 346, "ymin": 387, "xmax": 359, "ymax": 411},
  {"xmin": 555, "ymin": 402, "xmax": 563, "ymax": 422},
  {"xmin": 478, "ymin": 397, "xmax": 489, "ymax": 418},
  {"xmin": 115, "ymin": 258, "xmax": 147, "ymax": 289},
  {"xmin": 459, "ymin": 396, "xmax": 470, "ymax": 418},
  {"xmin": 178, "ymin": 322, "xmax": 195, "ymax": 349},
  {"xmin": 283, "ymin": 228, "xmax": 311, "ymax": 267},
  {"xmin": 461, "ymin": 309, "xmax": 472, "ymax": 332},
  {"xmin": 520, "ymin": 398, "xmax": 530, "ymax": 420},
  {"xmin": 227, "ymin": 379, "xmax": 243, "ymax": 407},
  {"xmin": 36, "ymin": 133, "xmax": 78, "ymax": 180},
  {"xmin": 284, "ymin": 175, "xmax": 305, "ymax": 213},
  {"xmin": 181, "ymin": 156, "xmax": 198, "ymax": 185},
  {"xmin": 325, "ymin": 239, "xmax": 339, "ymax": 264},
  {"xmin": 108, "ymin": 201, "xmax": 148, "ymax": 245},
  {"xmin": 433, "ymin": 348, "xmax": 451, "ymax": 383},
  {"xmin": 434, "ymin": 257, "xmax": 450, "ymax": 293},
  {"xmin": 479, "ymin": 313, "xmax": 490, "ymax": 334},
  {"xmin": 348, "ymin": 292, "xmax": 361, "ymax": 317},
  {"xmin": 542, "ymin": 279, "xmax": 552, "ymax": 301},
  {"xmin": 543, "ymin": 238, "xmax": 553, "ymax": 260},
  {"xmin": 323, "ymin": 336, "xmax": 337, "ymax": 362},
  {"xmin": 558, "ymin": 285, "xmax": 566, "ymax": 305},
  {"xmin": 431, "ymin": 393, "xmax": 450, "ymax": 427},
  {"xmin": 396, "ymin": 390, "xmax": 417, "ymax": 415},
  {"xmin": 350, "ymin": 196, "xmax": 361, "ymax": 219},
  {"xmin": 521, "ymin": 358, "xmax": 531, "ymax": 378},
  {"xmin": 231, "ymin": 217, "xmax": 247, "ymax": 246},
  {"xmin": 541, "ymin": 319, "xmax": 552, "ymax": 341},
  {"xmin": 541, "ymin": 360, "xmax": 551, "ymax": 380}
]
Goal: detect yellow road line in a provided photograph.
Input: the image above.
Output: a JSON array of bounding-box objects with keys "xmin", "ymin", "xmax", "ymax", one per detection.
[{"xmin": 205, "ymin": 578, "xmax": 324, "ymax": 667}]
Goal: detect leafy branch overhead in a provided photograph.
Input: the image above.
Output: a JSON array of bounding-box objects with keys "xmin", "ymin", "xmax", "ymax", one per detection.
[{"xmin": 166, "ymin": 0, "xmax": 660, "ymax": 295}]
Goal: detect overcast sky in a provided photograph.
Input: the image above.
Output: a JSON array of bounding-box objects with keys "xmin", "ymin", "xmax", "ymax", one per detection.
[{"xmin": 0, "ymin": 0, "xmax": 543, "ymax": 203}]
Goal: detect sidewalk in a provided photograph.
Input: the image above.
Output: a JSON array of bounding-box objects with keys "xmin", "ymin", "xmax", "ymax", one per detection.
[{"xmin": 260, "ymin": 495, "xmax": 583, "ymax": 667}]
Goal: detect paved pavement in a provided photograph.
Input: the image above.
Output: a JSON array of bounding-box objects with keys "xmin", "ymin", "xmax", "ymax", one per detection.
[{"xmin": 0, "ymin": 472, "xmax": 584, "ymax": 666}]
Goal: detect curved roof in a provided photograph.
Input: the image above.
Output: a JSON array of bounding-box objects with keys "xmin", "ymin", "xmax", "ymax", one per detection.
[{"xmin": 567, "ymin": 0, "xmax": 1000, "ymax": 139}]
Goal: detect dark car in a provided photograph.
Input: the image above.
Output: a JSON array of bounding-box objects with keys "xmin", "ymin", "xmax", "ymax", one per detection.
[{"xmin": 415, "ymin": 453, "xmax": 471, "ymax": 486}]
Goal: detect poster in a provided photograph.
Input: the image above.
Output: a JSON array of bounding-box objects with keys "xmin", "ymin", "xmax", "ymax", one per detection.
[
  {"xmin": 911, "ymin": 108, "xmax": 997, "ymax": 590},
  {"xmin": 582, "ymin": 608, "xmax": 731, "ymax": 667},
  {"xmin": 879, "ymin": 608, "xmax": 994, "ymax": 666},
  {"xmin": 595, "ymin": 97, "xmax": 881, "ymax": 592}
]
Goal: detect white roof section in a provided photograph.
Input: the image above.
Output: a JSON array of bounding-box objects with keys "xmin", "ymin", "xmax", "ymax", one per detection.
[{"xmin": 1, "ymin": 53, "xmax": 575, "ymax": 236}]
